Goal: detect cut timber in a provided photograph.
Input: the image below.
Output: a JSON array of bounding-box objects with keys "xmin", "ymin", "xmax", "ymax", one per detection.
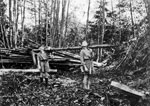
[
  {"xmin": 111, "ymin": 81, "xmax": 145, "ymax": 98},
  {"xmin": 0, "ymin": 69, "xmax": 57, "ymax": 73},
  {"xmin": 33, "ymin": 44, "xmax": 116, "ymax": 52}
]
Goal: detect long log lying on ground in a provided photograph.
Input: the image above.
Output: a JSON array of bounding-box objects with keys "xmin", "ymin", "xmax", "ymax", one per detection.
[
  {"xmin": 0, "ymin": 69, "xmax": 57, "ymax": 73},
  {"xmin": 33, "ymin": 44, "xmax": 116, "ymax": 52},
  {"xmin": 53, "ymin": 51, "xmax": 107, "ymax": 67},
  {"xmin": 111, "ymin": 81, "xmax": 145, "ymax": 98}
]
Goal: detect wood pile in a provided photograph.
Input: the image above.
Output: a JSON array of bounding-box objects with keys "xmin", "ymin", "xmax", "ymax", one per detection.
[
  {"xmin": 0, "ymin": 48, "xmax": 32, "ymax": 64},
  {"xmin": 0, "ymin": 44, "xmax": 115, "ymax": 70}
]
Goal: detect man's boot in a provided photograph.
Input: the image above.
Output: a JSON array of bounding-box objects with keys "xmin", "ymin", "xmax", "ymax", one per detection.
[
  {"xmin": 45, "ymin": 78, "xmax": 48, "ymax": 87},
  {"xmin": 40, "ymin": 77, "xmax": 43, "ymax": 83}
]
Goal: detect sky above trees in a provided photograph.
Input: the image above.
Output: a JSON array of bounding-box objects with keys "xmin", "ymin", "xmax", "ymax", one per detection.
[
  {"xmin": 4, "ymin": 0, "xmax": 146, "ymax": 28},
  {"xmin": 4, "ymin": 0, "xmax": 118, "ymax": 28}
]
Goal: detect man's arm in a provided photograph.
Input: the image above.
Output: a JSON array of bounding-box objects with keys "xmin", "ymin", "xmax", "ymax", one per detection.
[
  {"xmin": 80, "ymin": 50, "xmax": 85, "ymax": 65},
  {"xmin": 90, "ymin": 49, "xmax": 94, "ymax": 59}
]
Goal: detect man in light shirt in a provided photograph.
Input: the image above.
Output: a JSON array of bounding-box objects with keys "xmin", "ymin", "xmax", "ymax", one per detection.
[{"xmin": 80, "ymin": 41, "xmax": 94, "ymax": 90}]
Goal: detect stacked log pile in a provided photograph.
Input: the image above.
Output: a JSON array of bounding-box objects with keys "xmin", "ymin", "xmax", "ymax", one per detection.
[{"xmin": 0, "ymin": 44, "xmax": 115, "ymax": 70}]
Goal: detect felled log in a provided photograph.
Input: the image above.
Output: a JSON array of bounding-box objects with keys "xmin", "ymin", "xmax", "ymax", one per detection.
[
  {"xmin": 0, "ymin": 58, "xmax": 32, "ymax": 63},
  {"xmin": 111, "ymin": 81, "xmax": 145, "ymax": 98},
  {"xmin": 33, "ymin": 44, "xmax": 116, "ymax": 52},
  {"xmin": 53, "ymin": 51, "xmax": 107, "ymax": 67},
  {"xmin": 0, "ymin": 68, "xmax": 57, "ymax": 73}
]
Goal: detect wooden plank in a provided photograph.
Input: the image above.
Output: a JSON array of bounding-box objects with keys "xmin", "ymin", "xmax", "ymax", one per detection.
[{"xmin": 111, "ymin": 81, "xmax": 145, "ymax": 98}]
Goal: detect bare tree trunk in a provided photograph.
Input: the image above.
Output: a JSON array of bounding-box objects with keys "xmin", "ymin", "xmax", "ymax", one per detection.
[
  {"xmin": 13, "ymin": 0, "xmax": 17, "ymax": 48},
  {"xmin": 45, "ymin": 0, "xmax": 49, "ymax": 46},
  {"xmin": 16, "ymin": 0, "xmax": 19, "ymax": 32},
  {"xmin": 52, "ymin": 0, "xmax": 59, "ymax": 47},
  {"xmin": 59, "ymin": 0, "xmax": 67, "ymax": 47},
  {"xmin": 130, "ymin": 0, "xmax": 135, "ymax": 38},
  {"xmin": 52, "ymin": 0, "xmax": 57, "ymax": 47},
  {"xmin": 99, "ymin": 0, "xmax": 105, "ymax": 61},
  {"xmin": 0, "ymin": 24, "xmax": 6, "ymax": 48},
  {"xmin": 144, "ymin": 0, "xmax": 150, "ymax": 45},
  {"xmin": 85, "ymin": 0, "xmax": 91, "ymax": 40},
  {"xmin": 143, "ymin": 0, "xmax": 150, "ymax": 96},
  {"xmin": 64, "ymin": 0, "xmax": 70, "ymax": 38},
  {"xmin": 111, "ymin": 0, "xmax": 114, "ymax": 25},
  {"xmin": 34, "ymin": 0, "xmax": 37, "ymax": 43},
  {"xmin": 21, "ymin": 0, "xmax": 26, "ymax": 47},
  {"xmin": 8, "ymin": 0, "xmax": 12, "ymax": 48},
  {"xmin": 56, "ymin": 0, "xmax": 60, "ymax": 46},
  {"xmin": 118, "ymin": 0, "xmax": 121, "ymax": 43},
  {"xmin": 97, "ymin": 0, "xmax": 102, "ymax": 62},
  {"xmin": 49, "ymin": 0, "xmax": 54, "ymax": 46},
  {"xmin": 38, "ymin": 0, "xmax": 42, "ymax": 44},
  {"xmin": 16, "ymin": 0, "xmax": 19, "ymax": 47}
]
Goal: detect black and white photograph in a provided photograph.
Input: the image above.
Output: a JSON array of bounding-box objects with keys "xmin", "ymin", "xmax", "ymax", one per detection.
[{"xmin": 0, "ymin": 0, "xmax": 150, "ymax": 105}]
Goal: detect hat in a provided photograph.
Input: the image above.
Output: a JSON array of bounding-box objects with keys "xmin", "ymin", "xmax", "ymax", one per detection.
[
  {"xmin": 81, "ymin": 41, "xmax": 88, "ymax": 47},
  {"xmin": 39, "ymin": 45, "xmax": 45, "ymax": 51}
]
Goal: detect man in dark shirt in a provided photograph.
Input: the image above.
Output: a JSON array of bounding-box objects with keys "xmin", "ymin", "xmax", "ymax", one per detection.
[{"xmin": 38, "ymin": 44, "xmax": 50, "ymax": 87}]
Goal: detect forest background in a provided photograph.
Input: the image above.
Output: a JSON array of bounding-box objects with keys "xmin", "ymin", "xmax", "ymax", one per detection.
[{"xmin": 0, "ymin": 0, "xmax": 149, "ymax": 62}]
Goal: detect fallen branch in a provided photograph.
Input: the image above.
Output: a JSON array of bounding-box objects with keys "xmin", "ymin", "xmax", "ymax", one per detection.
[{"xmin": 111, "ymin": 81, "xmax": 146, "ymax": 98}]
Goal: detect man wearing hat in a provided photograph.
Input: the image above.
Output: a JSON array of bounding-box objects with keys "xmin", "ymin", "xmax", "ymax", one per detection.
[
  {"xmin": 80, "ymin": 41, "xmax": 94, "ymax": 89},
  {"xmin": 38, "ymin": 44, "xmax": 50, "ymax": 87}
]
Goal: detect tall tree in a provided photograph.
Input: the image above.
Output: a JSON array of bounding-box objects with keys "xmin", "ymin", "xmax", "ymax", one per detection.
[
  {"xmin": 45, "ymin": 0, "xmax": 49, "ymax": 46},
  {"xmin": 13, "ymin": 0, "xmax": 17, "ymax": 48},
  {"xmin": 97, "ymin": 0, "xmax": 102, "ymax": 62},
  {"xmin": 34, "ymin": 0, "xmax": 37, "ymax": 43},
  {"xmin": 130, "ymin": 0, "xmax": 135, "ymax": 38},
  {"xmin": 85, "ymin": 0, "xmax": 91, "ymax": 39},
  {"xmin": 59, "ymin": 0, "xmax": 67, "ymax": 47},
  {"xmin": 8, "ymin": 0, "xmax": 12, "ymax": 48},
  {"xmin": 21, "ymin": 0, "xmax": 26, "ymax": 47},
  {"xmin": 100, "ymin": 0, "xmax": 105, "ymax": 61},
  {"xmin": 143, "ymin": 0, "xmax": 150, "ymax": 46},
  {"xmin": 38, "ymin": 0, "xmax": 42, "ymax": 44},
  {"xmin": 118, "ymin": 0, "xmax": 121, "ymax": 43},
  {"xmin": 64, "ymin": 0, "xmax": 70, "ymax": 38}
]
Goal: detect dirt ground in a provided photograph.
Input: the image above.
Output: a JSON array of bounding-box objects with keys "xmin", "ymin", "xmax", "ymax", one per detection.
[{"xmin": 0, "ymin": 70, "xmax": 149, "ymax": 106}]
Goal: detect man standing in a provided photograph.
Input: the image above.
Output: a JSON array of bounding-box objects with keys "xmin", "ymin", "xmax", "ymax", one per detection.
[
  {"xmin": 38, "ymin": 44, "xmax": 50, "ymax": 87},
  {"xmin": 80, "ymin": 41, "xmax": 94, "ymax": 90}
]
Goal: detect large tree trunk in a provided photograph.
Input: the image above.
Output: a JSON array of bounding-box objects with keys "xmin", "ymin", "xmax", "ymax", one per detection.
[
  {"xmin": 85, "ymin": 0, "xmax": 91, "ymax": 39},
  {"xmin": 52, "ymin": 0, "xmax": 57, "ymax": 47},
  {"xmin": 45, "ymin": 0, "xmax": 49, "ymax": 46},
  {"xmin": 118, "ymin": 0, "xmax": 121, "ymax": 43},
  {"xmin": 100, "ymin": 0, "xmax": 105, "ymax": 62},
  {"xmin": 13, "ymin": 0, "xmax": 16, "ymax": 48},
  {"xmin": 21, "ymin": 0, "xmax": 26, "ymax": 47},
  {"xmin": 64, "ymin": 0, "xmax": 70, "ymax": 38},
  {"xmin": 52, "ymin": 0, "xmax": 60, "ymax": 47},
  {"xmin": 97, "ymin": 0, "xmax": 102, "ymax": 62},
  {"xmin": 49, "ymin": 0, "xmax": 54, "ymax": 47},
  {"xmin": 56, "ymin": 0, "xmax": 60, "ymax": 47},
  {"xmin": 59, "ymin": 0, "xmax": 67, "ymax": 47},
  {"xmin": 34, "ymin": 0, "xmax": 37, "ymax": 43},
  {"xmin": 13, "ymin": 0, "xmax": 19, "ymax": 48},
  {"xmin": 8, "ymin": 0, "xmax": 12, "ymax": 48},
  {"xmin": 130, "ymin": 0, "xmax": 135, "ymax": 38},
  {"xmin": 38, "ymin": 0, "xmax": 42, "ymax": 44},
  {"xmin": 16, "ymin": 0, "xmax": 19, "ymax": 36},
  {"xmin": 143, "ymin": 0, "xmax": 150, "ymax": 45}
]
